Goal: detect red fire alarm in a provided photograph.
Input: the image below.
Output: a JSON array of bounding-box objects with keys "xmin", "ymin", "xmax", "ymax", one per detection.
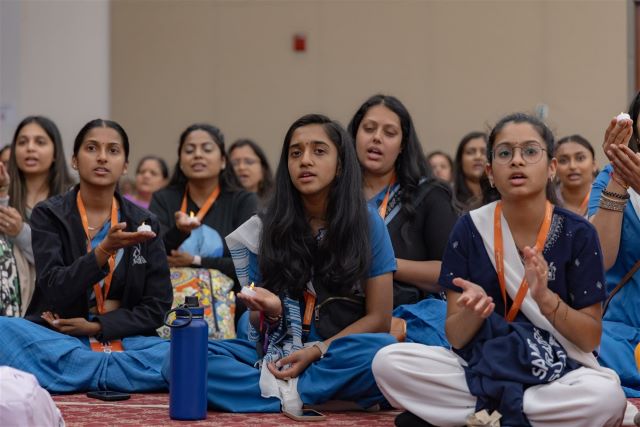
[{"xmin": 293, "ymin": 33, "xmax": 306, "ymax": 52}]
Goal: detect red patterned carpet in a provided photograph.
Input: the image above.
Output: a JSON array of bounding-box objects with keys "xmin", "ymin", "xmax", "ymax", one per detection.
[
  {"xmin": 52, "ymin": 393, "xmax": 399, "ymax": 426},
  {"xmin": 51, "ymin": 394, "xmax": 640, "ymax": 426}
]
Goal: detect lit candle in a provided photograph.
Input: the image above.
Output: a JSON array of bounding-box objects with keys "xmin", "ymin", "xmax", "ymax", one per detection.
[
  {"xmin": 188, "ymin": 211, "xmax": 200, "ymax": 225},
  {"xmin": 616, "ymin": 112, "xmax": 631, "ymax": 123},
  {"xmin": 240, "ymin": 282, "xmax": 257, "ymax": 297},
  {"xmin": 137, "ymin": 221, "xmax": 152, "ymax": 232}
]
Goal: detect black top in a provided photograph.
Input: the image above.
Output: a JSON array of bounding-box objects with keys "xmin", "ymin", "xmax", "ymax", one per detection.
[
  {"xmin": 25, "ymin": 186, "xmax": 173, "ymax": 340},
  {"xmin": 387, "ymin": 179, "xmax": 458, "ymax": 306},
  {"xmin": 149, "ymin": 185, "xmax": 257, "ymax": 283}
]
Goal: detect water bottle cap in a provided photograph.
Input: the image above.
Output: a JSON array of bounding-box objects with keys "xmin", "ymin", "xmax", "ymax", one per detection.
[{"xmin": 184, "ymin": 296, "xmax": 199, "ymax": 308}]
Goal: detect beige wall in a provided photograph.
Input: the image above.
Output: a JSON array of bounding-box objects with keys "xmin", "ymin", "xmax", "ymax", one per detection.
[
  {"xmin": 0, "ymin": 0, "xmax": 109, "ymax": 156},
  {"xmin": 111, "ymin": 0, "xmax": 630, "ymax": 174}
]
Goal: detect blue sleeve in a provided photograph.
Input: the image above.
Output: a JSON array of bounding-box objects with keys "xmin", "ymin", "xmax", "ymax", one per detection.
[
  {"xmin": 438, "ymin": 215, "xmax": 472, "ymax": 293},
  {"xmin": 588, "ymin": 164, "xmax": 611, "ymax": 217},
  {"xmin": 367, "ymin": 206, "xmax": 396, "ymax": 278},
  {"xmin": 566, "ymin": 221, "xmax": 607, "ymax": 309}
]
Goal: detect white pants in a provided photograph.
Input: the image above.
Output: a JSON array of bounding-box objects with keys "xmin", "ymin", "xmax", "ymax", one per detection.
[{"xmin": 373, "ymin": 343, "xmax": 627, "ymax": 427}]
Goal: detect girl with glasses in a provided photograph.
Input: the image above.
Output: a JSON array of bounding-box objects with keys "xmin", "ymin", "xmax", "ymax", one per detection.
[
  {"xmin": 373, "ymin": 113, "xmax": 625, "ymax": 427},
  {"xmin": 228, "ymin": 139, "xmax": 274, "ymax": 205}
]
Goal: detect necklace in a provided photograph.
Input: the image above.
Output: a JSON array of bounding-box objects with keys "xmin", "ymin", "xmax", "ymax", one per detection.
[{"xmin": 87, "ymin": 215, "xmax": 110, "ymax": 231}]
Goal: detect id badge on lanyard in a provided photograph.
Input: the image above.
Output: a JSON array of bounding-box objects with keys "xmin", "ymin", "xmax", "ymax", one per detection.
[{"xmin": 77, "ymin": 191, "xmax": 125, "ymax": 352}]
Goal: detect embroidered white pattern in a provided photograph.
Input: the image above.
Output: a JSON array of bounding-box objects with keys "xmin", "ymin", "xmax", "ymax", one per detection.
[
  {"xmin": 132, "ymin": 244, "xmax": 147, "ymax": 265},
  {"xmin": 547, "ymin": 262, "xmax": 556, "ymax": 281}
]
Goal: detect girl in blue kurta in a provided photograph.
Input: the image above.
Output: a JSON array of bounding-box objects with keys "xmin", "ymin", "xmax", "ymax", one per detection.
[
  {"xmin": 0, "ymin": 119, "xmax": 172, "ymax": 393},
  {"xmin": 169, "ymin": 114, "xmax": 397, "ymax": 414},
  {"xmin": 348, "ymin": 94, "xmax": 457, "ymax": 346},
  {"xmin": 591, "ymin": 93, "xmax": 640, "ymax": 401},
  {"xmin": 373, "ymin": 113, "xmax": 626, "ymax": 427}
]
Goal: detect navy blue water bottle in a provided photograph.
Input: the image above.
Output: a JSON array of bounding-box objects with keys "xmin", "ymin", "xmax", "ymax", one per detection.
[{"xmin": 166, "ymin": 295, "xmax": 208, "ymax": 420}]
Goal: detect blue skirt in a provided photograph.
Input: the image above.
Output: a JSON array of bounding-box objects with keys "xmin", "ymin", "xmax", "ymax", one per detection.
[
  {"xmin": 598, "ymin": 319, "xmax": 640, "ymax": 397},
  {"xmin": 162, "ymin": 333, "xmax": 397, "ymax": 413},
  {"xmin": 0, "ymin": 317, "xmax": 169, "ymax": 393},
  {"xmin": 393, "ymin": 297, "xmax": 449, "ymax": 347}
]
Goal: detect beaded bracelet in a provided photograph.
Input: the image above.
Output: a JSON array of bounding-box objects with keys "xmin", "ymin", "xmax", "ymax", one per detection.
[
  {"xmin": 600, "ymin": 193, "xmax": 628, "ymax": 204},
  {"xmin": 602, "ymin": 188, "xmax": 630, "ymax": 200}
]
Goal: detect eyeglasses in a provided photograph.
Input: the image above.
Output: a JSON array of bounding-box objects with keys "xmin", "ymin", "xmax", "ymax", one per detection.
[
  {"xmin": 230, "ymin": 158, "xmax": 259, "ymax": 167},
  {"xmin": 492, "ymin": 142, "xmax": 547, "ymax": 165}
]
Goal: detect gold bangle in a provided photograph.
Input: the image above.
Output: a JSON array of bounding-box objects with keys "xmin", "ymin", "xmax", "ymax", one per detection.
[
  {"xmin": 541, "ymin": 293, "xmax": 561, "ymax": 317},
  {"xmin": 96, "ymin": 243, "xmax": 115, "ymax": 258}
]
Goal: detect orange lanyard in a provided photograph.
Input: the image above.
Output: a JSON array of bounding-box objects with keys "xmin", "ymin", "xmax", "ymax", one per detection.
[
  {"xmin": 76, "ymin": 192, "xmax": 118, "ymax": 315},
  {"xmin": 302, "ymin": 291, "xmax": 316, "ymax": 334},
  {"xmin": 578, "ymin": 190, "xmax": 590, "ymax": 216},
  {"xmin": 180, "ymin": 184, "xmax": 220, "ymax": 222},
  {"xmin": 378, "ymin": 174, "xmax": 397, "ymax": 220},
  {"xmin": 494, "ymin": 201, "xmax": 553, "ymax": 322}
]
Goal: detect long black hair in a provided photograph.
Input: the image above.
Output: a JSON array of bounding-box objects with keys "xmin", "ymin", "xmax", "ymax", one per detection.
[
  {"xmin": 481, "ymin": 113, "xmax": 557, "ymax": 205},
  {"xmin": 348, "ymin": 94, "xmax": 430, "ymax": 219},
  {"xmin": 9, "ymin": 116, "xmax": 74, "ymax": 219},
  {"xmin": 168, "ymin": 123, "xmax": 240, "ymax": 191},
  {"xmin": 627, "ymin": 91, "xmax": 640, "ymax": 153},
  {"xmin": 228, "ymin": 138, "xmax": 274, "ymax": 200},
  {"xmin": 260, "ymin": 114, "xmax": 370, "ymax": 298},
  {"xmin": 453, "ymin": 131, "xmax": 487, "ymax": 211},
  {"xmin": 73, "ymin": 118, "xmax": 130, "ymax": 160}
]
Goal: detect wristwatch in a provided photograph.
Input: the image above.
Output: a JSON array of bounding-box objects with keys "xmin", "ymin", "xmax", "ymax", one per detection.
[{"xmin": 312, "ymin": 341, "xmax": 328, "ymax": 358}]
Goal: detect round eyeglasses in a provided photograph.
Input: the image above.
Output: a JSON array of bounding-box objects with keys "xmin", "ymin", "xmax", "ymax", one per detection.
[{"xmin": 492, "ymin": 143, "xmax": 547, "ymax": 165}]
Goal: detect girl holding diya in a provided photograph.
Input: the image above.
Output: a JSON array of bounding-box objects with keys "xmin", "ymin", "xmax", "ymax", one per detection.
[
  {"xmin": 179, "ymin": 114, "xmax": 397, "ymax": 413},
  {"xmin": 149, "ymin": 124, "xmax": 257, "ymax": 287},
  {"xmin": 0, "ymin": 119, "xmax": 173, "ymax": 393}
]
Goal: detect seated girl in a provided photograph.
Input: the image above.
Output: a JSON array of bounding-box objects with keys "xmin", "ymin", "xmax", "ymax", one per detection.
[
  {"xmin": 176, "ymin": 114, "xmax": 397, "ymax": 414},
  {"xmin": 555, "ymin": 134, "xmax": 597, "ymax": 217},
  {"xmin": 228, "ymin": 138, "xmax": 275, "ymax": 206},
  {"xmin": 452, "ymin": 131, "xmax": 488, "ymax": 213},
  {"xmin": 348, "ymin": 95, "xmax": 457, "ymax": 346},
  {"xmin": 591, "ymin": 93, "xmax": 640, "ymax": 403},
  {"xmin": 123, "ymin": 155, "xmax": 169, "ymax": 209},
  {"xmin": 149, "ymin": 124, "xmax": 257, "ymax": 323},
  {"xmin": 373, "ymin": 113, "xmax": 626, "ymax": 427},
  {"xmin": 0, "ymin": 116, "xmax": 75, "ymax": 316},
  {"xmin": 0, "ymin": 119, "xmax": 173, "ymax": 393}
]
